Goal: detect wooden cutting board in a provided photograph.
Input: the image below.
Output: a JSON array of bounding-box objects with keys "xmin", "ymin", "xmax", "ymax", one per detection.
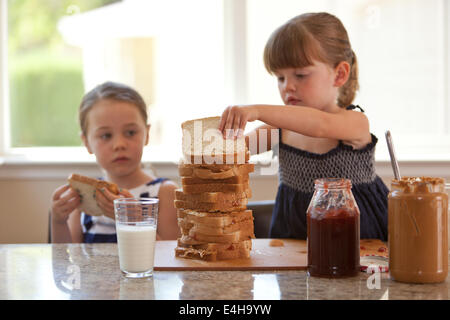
[{"xmin": 153, "ymin": 239, "xmax": 387, "ymax": 271}]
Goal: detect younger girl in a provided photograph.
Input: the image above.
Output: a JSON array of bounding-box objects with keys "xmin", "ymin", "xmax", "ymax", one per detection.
[
  {"xmin": 219, "ymin": 12, "xmax": 388, "ymax": 241},
  {"xmin": 51, "ymin": 81, "xmax": 180, "ymax": 243}
]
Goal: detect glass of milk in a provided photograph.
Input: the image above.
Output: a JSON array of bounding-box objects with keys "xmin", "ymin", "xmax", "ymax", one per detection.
[{"xmin": 114, "ymin": 198, "xmax": 158, "ymax": 278}]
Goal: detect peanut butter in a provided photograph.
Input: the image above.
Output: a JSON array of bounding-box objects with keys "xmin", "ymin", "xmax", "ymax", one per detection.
[{"xmin": 388, "ymin": 177, "xmax": 448, "ymax": 283}]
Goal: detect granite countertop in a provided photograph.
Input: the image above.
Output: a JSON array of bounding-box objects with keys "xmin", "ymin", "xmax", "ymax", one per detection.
[{"xmin": 0, "ymin": 243, "xmax": 448, "ymax": 300}]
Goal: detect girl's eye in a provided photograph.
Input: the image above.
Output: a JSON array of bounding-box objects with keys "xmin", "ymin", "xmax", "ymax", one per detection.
[
  {"xmin": 277, "ymin": 76, "xmax": 284, "ymax": 82},
  {"xmin": 296, "ymin": 74, "xmax": 306, "ymax": 78},
  {"xmin": 100, "ymin": 133, "xmax": 112, "ymax": 140},
  {"xmin": 125, "ymin": 130, "xmax": 137, "ymax": 137}
]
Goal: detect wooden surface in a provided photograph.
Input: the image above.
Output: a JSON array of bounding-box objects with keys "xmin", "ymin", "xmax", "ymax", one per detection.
[{"xmin": 154, "ymin": 238, "xmax": 387, "ymax": 271}]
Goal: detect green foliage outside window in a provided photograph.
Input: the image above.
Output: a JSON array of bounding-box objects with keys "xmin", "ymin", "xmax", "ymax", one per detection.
[{"xmin": 8, "ymin": 0, "xmax": 119, "ymax": 147}]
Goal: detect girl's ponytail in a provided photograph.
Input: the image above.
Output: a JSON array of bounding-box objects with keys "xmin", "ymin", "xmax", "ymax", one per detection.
[{"xmin": 337, "ymin": 50, "xmax": 359, "ymax": 108}]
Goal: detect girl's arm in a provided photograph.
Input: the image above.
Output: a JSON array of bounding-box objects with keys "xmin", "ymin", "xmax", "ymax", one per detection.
[
  {"xmin": 245, "ymin": 124, "xmax": 278, "ymax": 155},
  {"xmin": 156, "ymin": 180, "xmax": 180, "ymax": 240},
  {"xmin": 67, "ymin": 210, "xmax": 84, "ymax": 243},
  {"xmin": 51, "ymin": 209, "xmax": 83, "ymax": 243},
  {"xmin": 220, "ymin": 105, "xmax": 370, "ymax": 147},
  {"xmin": 51, "ymin": 215, "xmax": 73, "ymax": 243}
]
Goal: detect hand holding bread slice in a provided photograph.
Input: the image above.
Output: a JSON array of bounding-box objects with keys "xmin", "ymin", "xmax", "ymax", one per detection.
[
  {"xmin": 181, "ymin": 116, "xmax": 249, "ymax": 165},
  {"xmin": 68, "ymin": 173, "xmax": 131, "ymax": 218}
]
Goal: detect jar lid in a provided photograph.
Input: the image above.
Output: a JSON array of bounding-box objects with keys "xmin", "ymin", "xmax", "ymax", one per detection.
[{"xmin": 360, "ymin": 256, "xmax": 389, "ymax": 273}]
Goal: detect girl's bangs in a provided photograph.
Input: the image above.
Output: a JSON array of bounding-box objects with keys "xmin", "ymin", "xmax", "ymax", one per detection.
[{"xmin": 264, "ymin": 22, "xmax": 325, "ymax": 73}]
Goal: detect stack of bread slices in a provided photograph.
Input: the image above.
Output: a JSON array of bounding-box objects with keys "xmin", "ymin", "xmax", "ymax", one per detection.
[{"xmin": 174, "ymin": 116, "xmax": 255, "ymax": 261}]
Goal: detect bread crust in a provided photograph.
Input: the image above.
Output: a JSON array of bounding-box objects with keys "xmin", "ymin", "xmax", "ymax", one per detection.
[
  {"xmin": 179, "ymin": 163, "xmax": 254, "ymax": 180},
  {"xmin": 68, "ymin": 173, "xmax": 119, "ymax": 194},
  {"xmin": 174, "ymin": 199, "xmax": 248, "ymax": 212},
  {"xmin": 181, "ymin": 175, "xmax": 249, "ymax": 185},
  {"xmin": 181, "ymin": 116, "xmax": 221, "ymax": 129},
  {"xmin": 177, "ymin": 209, "xmax": 253, "ymax": 227},
  {"xmin": 179, "ymin": 227, "xmax": 254, "ymax": 243},
  {"xmin": 175, "ymin": 239, "xmax": 252, "ymax": 261},
  {"xmin": 174, "ymin": 189, "xmax": 251, "ymax": 203},
  {"xmin": 185, "ymin": 152, "xmax": 250, "ymax": 165},
  {"xmin": 182, "ymin": 182, "xmax": 250, "ymax": 194},
  {"xmin": 179, "ymin": 219, "xmax": 254, "ymax": 237}
]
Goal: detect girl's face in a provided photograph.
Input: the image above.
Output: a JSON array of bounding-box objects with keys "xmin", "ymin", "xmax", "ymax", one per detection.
[
  {"xmin": 274, "ymin": 60, "xmax": 339, "ymax": 111},
  {"xmin": 82, "ymin": 99, "xmax": 149, "ymax": 179}
]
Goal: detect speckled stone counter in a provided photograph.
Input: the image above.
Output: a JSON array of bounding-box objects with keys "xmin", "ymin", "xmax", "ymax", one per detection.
[{"xmin": 0, "ymin": 243, "xmax": 448, "ymax": 300}]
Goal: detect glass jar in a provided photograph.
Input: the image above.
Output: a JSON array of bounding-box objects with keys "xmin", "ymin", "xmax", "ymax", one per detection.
[
  {"xmin": 307, "ymin": 178, "xmax": 360, "ymax": 278},
  {"xmin": 388, "ymin": 177, "xmax": 448, "ymax": 283}
]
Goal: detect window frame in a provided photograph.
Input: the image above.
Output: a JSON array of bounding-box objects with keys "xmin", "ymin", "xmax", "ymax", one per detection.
[{"xmin": 1, "ymin": 0, "xmax": 8, "ymax": 157}]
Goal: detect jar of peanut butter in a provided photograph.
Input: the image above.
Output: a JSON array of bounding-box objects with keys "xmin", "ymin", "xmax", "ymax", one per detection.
[{"xmin": 388, "ymin": 177, "xmax": 448, "ymax": 283}]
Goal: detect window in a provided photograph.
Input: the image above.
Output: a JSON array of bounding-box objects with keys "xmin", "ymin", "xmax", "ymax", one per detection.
[
  {"xmin": 5, "ymin": 1, "xmax": 120, "ymax": 148},
  {"xmin": 1, "ymin": 0, "xmax": 449, "ymax": 163},
  {"xmin": 1, "ymin": 0, "xmax": 228, "ymax": 162}
]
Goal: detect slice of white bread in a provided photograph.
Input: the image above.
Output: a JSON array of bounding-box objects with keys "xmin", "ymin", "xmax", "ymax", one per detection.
[
  {"xmin": 181, "ymin": 175, "xmax": 249, "ymax": 186},
  {"xmin": 177, "ymin": 209, "xmax": 253, "ymax": 228},
  {"xmin": 175, "ymin": 239, "xmax": 252, "ymax": 261},
  {"xmin": 184, "ymin": 223, "xmax": 254, "ymax": 243},
  {"xmin": 179, "ymin": 218, "xmax": 254, "ymax": 236},
  {"xmin": 177, "ymin": 238, "xmax": 252, "ymax": 252},
  {"xmin": 182, "ymin": 182, "xmax": 249, "ymax": 194},
  {"xmin": 174, "ymin": 245, "xmax": 251, "ymax": 261},
  {"xmin": 174, "ymin": 198, "xmax": 248, "ymax": 212},
  {"xmin": 174, "ymin": 189, "xmax": 251, "ymax": 203},
  {"xmin": 179, "ymin": 227, "xmax": 254, "ymax": 244},
  {"xmin": 68, "ymin": 173, "xmax": 119, "ymax": 217},
  {"xmin": 181, "ymin": 116, "xmax": 248, "ymax": 164},
  {"xmin": 178, "ymin": 163, "xmax": 255, "ymax": 180},
  {"xmin": 175, "ymin": 246, "xmax": 217, "ymax": 261}
]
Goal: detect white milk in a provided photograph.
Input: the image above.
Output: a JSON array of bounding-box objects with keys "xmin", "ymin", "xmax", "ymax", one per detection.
[{"xmin": 116, "ymin": 223, "xmax": 157, "ymax": 273}]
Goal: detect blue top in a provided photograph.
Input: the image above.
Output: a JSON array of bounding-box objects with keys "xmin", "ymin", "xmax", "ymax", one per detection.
[
  {"xmin": 269, "ymin": 105, "xmax": 389, "ymax": 241},
  {"xmin": 81, "ymin": 178, "xmax": 168, "ymax": 243}
]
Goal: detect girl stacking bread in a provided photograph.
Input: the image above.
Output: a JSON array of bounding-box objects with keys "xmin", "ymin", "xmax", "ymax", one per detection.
[{"xmin": 218, "ymin": 12, "xmax": 388, "ymax": 241}]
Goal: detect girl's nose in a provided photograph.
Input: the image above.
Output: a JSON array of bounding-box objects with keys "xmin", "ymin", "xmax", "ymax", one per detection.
[
  {"xmin": 283, "ymin": 78, "xmax": 296, "ymax": 92},
  {"xmin": 113, "ymin": 135, "xmax": 127, "ymax": 150}
]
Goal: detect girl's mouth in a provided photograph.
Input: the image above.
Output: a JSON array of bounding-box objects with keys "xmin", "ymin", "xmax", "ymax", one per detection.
[
  {"xmin": 287, "ymin": 97, "xmax": 301, "ymax": 105},
  {"xmin": 113, "ymin": 157, "xmax": 129, "ymax": 163}
]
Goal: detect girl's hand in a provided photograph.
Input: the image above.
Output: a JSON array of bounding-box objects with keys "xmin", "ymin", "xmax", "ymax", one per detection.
[
  {"xmin": 51, "ymin": 184, "xmax": 81, "ymax": 224},
  {"xmin": 219, "ymin": 105, "xmax": 259, "ymax": 139},
  {"xmin": 95, "ymin": 188, "xmax": 133, "ymax": 220}
]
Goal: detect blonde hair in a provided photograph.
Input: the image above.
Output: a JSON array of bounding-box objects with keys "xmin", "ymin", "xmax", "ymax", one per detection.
[
  {"xmin": 79, "ymin": 81, "xmax": 148, "ymax": 136},
  {"xmin": 263, "ymin": 12, "xmax": 359, "ymax": 108}
]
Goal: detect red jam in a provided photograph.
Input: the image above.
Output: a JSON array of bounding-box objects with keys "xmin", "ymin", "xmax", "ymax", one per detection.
[{"xmin": 307, "ymin": 178, "xmax": 360, "ymax": 278}]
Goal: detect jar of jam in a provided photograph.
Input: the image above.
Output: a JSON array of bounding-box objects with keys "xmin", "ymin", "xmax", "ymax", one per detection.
[
  {"xmin": 307, "ymin": 178, "xmax": 360, "ymax": 278},
  {"xmin": 388, "ymin": 177, "xmax": 448, "ymax": 283}
]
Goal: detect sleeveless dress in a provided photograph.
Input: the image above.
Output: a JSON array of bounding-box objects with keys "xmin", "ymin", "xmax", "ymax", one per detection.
[
  {"xmin": 269, "ymin": 105, "xmax": 389, "ymax": 241},
  {"xmin": 81, "ymin": 177, "xmax": 168, "ymax": 243}
]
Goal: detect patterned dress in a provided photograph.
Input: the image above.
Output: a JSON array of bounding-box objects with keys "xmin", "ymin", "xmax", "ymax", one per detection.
[{"xmin": 269, "ymin": 105, "xmax": 389, "ymax": 241}]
